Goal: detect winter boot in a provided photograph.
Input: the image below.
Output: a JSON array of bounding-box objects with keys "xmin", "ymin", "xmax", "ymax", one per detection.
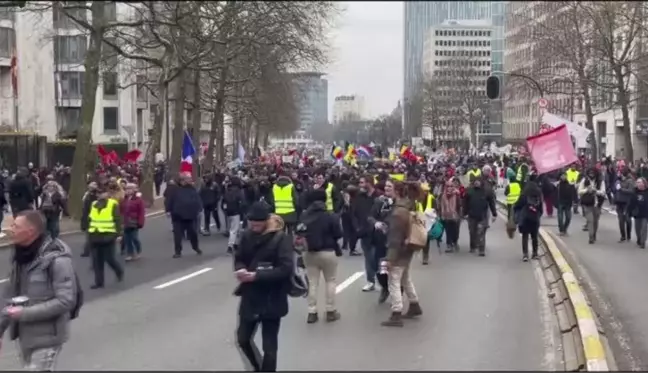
[{"xmin": 381, "ymin": 312, "xmax": 404, "ymax": 327}]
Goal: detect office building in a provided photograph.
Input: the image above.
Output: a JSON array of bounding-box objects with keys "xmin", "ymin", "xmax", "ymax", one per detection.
[
  {"xmin": 404, "ymin": 1, "xmax": 504, "ymax": 140},
  {"xmin": 292, "ymin": 72, "xmax": 328, "ymax": 132},
  {"xmin": 422, "ymin": 20, "xmax": 493, "ymax": 147},
  {"xmin": 0, "ymin": 3, "xmax": 154, "ymax": 147},
  {"xmin": 333, "ymin": 94, "xmax": 365, "ymax": 124}
]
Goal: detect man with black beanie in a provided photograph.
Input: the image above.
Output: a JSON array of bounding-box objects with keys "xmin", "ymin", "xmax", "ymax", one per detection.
[{"xmin": 234, "ymin": 201, "xmax": 293, "ymax": 372}]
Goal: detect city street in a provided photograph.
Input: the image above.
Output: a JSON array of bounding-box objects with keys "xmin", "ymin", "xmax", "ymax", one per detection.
[
  {"xmin": 0, "ymin": 217, "xmax": 556, "ymax": 370},
  {"xmin": 495, "ymin": 189, "xmax": 648, "ymax": 370}
]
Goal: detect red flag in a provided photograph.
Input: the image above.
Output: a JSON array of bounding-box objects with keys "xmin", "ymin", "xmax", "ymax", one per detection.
[
  {"xmin": 97, "ymin": 144, "xmax": 109, "ymax": 157},
  {"xmin": 10, "ymin": 50, "xmax": 17, "ymax": 98},
  {"xmin": 526, "ymin": 124, "xmax": 577, "ymax": 175},
  {"xmin": 123, "ymin": 149, "xmax": 141, "ymax": 163}
]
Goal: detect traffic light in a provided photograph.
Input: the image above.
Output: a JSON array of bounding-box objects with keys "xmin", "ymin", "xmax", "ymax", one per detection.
[{"xmin": 486, "ymin": 75, "xmax": 500, "ymax": 100}]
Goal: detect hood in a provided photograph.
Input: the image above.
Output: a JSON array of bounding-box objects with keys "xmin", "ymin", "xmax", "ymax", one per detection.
[
  {"xmin": 275, "ymin": 176, "xmax": 292, "ymax": 187},
  {"xmin": 38, "ymin": 236, "xmax": 72, "ymax": 264},
  {"xmin": 263, "ymin": 214, "xmax": 285, "ymax": 234},
  {"xmin": 394, "ymin": 197, "xmax": 415, "ymax": 211}
]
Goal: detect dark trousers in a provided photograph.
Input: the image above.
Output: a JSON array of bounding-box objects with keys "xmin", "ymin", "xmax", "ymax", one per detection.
[
  {"xmin": 361, "ymin": 237, "xmax": 377, "ymax": 284},
  {"xmin": 374, "ymin": 241, "xmax": 388, "ymax": 290},
  {"xmin": 236, "ymin": 317, "xmax": 281, "ymax": 372},
  {"xmin": 443, "ymin": 219, "xmax": 460, "ymax": 246},
  {"xmin": 616, "ymin": 204, "xmax": 632, "ymax": 240},
  {"xmin": 154, "ymin": 181, "xmax": 162, "ymax": 197},
  {"xmin": 45, "ymin": 217, "xmax": 59, "ymax": 239},
  {"xmin": 91, "ymin": 240, "xmax": 124, "ymax": 287},
  {"xmin": 467, "ymin": 218, "xmax": 487, "ymax": 253},
  {"xmin": 172, "ymin": 219, "xmax": 199, "ymax": 254},
  {"xmin": 341, "ymin": 214, "xmax": 357, "ymax": 251},
  {"xmin": 203, "ymin": 205, "xmax": 221, "ymax": 231},
  {"xmin": 557, "ymin": 205, "xmax": 572, "ymax": 233},
  {"xmin": 522, "ymin": 229, "xmax": 539, "ymax": 257},
  {"xmin": 544, "ymin": 196, "xmax": 554, "ymax": 216}
]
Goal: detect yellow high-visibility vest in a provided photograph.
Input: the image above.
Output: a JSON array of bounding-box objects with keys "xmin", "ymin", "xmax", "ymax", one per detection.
[
  {"xmin": 390, "ymin": 174, "xmax": 405, "ymax": 181},
  {"xmin": 516, "ymin": 164, "xmax": 527, "ymax": 182},
  {"xmin": 325, "ymin": 183, "xmax": 334, "ymax": 212},
  {"xmin": 272, "ymin": 184, "xmax": 295, "ymax": 215},
  {"xmin": 467, "ymin": 169, "xmax": 482, "ymax": 180},
  {"xmin": 566, "ymin": 169, "xmax": 579, "ymax": 185},
  {"xmin": 416, "ymin": 194, "xmax": 435, "ymax": 212},
  {"xmin": 88, "ymin": 198, "xmax": 118, "ymax": 233},
  {"xmin": 506, "ymin": 182, "xmax": 521, "ymax": 205}
]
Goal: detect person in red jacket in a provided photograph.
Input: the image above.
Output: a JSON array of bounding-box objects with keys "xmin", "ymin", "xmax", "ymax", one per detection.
[{"xmin": 120, "ymin": 183, "xmax": 146, "ymax": 261}]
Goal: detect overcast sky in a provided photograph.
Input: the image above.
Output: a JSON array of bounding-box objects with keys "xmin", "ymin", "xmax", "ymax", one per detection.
[{"xmin": 326, "ymin": 2, "xmax": 403, "ymax": 121}]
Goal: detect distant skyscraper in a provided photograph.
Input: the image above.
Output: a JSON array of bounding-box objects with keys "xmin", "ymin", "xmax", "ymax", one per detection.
[
  {"xmin": 333, "ymin": 95, "xmax": 365, "ymax": 124},
  {"xmin": 404, "ymin": 1, "xmax": 504, "ymax": 138},
  {"xmin": 292, "ymin": 72, "xmax": 328, "ymax": 132}
]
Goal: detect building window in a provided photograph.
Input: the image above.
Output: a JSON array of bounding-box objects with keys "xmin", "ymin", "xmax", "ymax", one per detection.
[
  {"xmin": 103, "ymin": 107, "xmax": 118, "ymax": 132},
  {"xmin": 54, "ymin": 35, "xmax": 87, "ymax": 64},
  {"xmin": 58, "ymin": 71, "xmax": 85, "ymax": 99},
  {"xmin": 0, "ymin": 27, "xmax": 14, "ymax": 58},
  {"xmin": 0, "ymin": 9, "xmax": 14, "ymax": 21},
  {"xmin": 58, "ymin": 107, "xmax": 82, "ymax": 137},
  {"xmin": 53, "ymin": 2, "xmax": 86, "ymax": 29},
  {"xmin": 136, "ymin": 75, "xmax": 147, "ymax": 101},
  {"xmin": 103, "ymin": 72, "xmax": 118, "ymax": 96},
  {"xmin": 104, "ymin": 2, "xmax": 117, "ymax": 22}
]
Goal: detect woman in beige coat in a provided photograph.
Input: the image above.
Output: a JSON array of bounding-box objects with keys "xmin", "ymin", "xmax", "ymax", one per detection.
[{"xmin": 381, "ymin": 180, "xmax": 423, "ymax": 327}]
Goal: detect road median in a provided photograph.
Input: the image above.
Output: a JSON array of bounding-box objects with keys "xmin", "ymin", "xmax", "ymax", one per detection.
[{"xmin": 495, "ymin": 198, "xmax": 611, "ymax": 371}]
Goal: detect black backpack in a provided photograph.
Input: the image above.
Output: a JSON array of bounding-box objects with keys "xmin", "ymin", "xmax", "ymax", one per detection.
[
  {"xmin": 525, "ymin": 196, "xmax": 541, "ymax": 221},
  {"xmin": 48, "ymin": 259, "xmax": 84, "ymax": 320}
]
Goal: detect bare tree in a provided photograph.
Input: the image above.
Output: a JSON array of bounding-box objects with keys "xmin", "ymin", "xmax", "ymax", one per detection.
[{"xmin": 421, "ymin": 50, "xmax": 490, "ymax": 149}]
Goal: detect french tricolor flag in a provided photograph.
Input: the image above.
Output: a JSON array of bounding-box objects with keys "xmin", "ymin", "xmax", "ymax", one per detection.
[{"xmin": 180, "ymin": 130, "xmax": 195, "ymax": 173}]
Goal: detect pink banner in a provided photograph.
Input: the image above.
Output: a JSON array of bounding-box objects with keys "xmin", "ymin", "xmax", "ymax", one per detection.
[{"xmin": 526, "ymin": 124, "xmax": 577, "ymax": 175}]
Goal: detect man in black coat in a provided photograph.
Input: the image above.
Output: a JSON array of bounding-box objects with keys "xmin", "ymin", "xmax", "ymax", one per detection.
[
  {"xmin": 234, "ymin": 202, "xmax": 293, "ymax": 372},
  {"xmin": 9, "ymin": 168, "xmax": 34, "ymax": 218},
  {"xmin": 167, "ymin": 173, "xmax": 203, "ymax": 258}
]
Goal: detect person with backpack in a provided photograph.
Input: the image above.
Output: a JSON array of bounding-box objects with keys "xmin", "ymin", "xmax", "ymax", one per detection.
[
  {"xmin": 381, "ymin": 180, "xmax": 424, "ymax": 327},
  {"xmin": 298, "ymin": 189, "xmax": 343, "ymax": 324},
  {"xmin": 513, "ymin": 178, "xmax": 544, "ymax": 262},
  {"xmin": 234, "ymin": 202, "xmax": 294, "ymax": 372},
  {"xmin": 39, "ymin": 181, "xmax": 66, "ymax": 239},
  {"xmin": 0, "ymin": 210, "xmax": 82, "ymax": 370}
]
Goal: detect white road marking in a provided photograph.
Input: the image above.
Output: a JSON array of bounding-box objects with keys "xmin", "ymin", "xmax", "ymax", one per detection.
[
  {"xmin": 335, "ymin": 271, "xmax": 364, "ymax": 294},
  {"xmin": 153, "ymin": 267, "xmax": 213, "ymax": 289},
  {"xmin": 0, "ymin": 278, "xmax": 7, "ymax": 284}
]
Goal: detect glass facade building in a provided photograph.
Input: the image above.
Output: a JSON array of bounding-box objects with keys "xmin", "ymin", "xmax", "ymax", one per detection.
[
  {"xmin": 292, "ymin": 72, "xmax": 328, "ymax": 131},
  {"xmin": 404, "ymin": 1, "xmax": 505, "ymax": 143}
]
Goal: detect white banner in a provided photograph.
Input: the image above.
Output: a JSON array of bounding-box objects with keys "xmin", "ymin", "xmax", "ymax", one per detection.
[{"xmin": 541, "ymin": 112, "xmax": 592, "ymax": 148}]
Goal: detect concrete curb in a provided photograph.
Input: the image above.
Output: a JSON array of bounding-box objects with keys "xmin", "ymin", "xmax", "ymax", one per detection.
[
  {"xmin": 495, "ymin": 199, "xmax": 610, "ymax": 371},
  {"xmin": 0, "ymin": 209, "xmax": 166, "ymax": 249}
]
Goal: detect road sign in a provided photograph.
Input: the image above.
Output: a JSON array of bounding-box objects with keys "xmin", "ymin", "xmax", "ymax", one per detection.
[{"xmin": 538, "ymin": 98, "xmax": 548, "ymax": 108}]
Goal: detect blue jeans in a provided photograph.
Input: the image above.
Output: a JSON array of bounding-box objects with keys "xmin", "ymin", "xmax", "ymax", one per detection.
[
  {"xmin": 124, "ymin": 227, "xmax": 142, "ymax": 255},
  {"xmin": 46, "ymin": 218, "xmax": 59, "ymax": 239},
  {"xmin": 361, "ymin": 237, "xmax": 377, "ymax": 284},
  {"xmin": 557, "ymin": 205, "xmax": 572, "ymax": 233}
]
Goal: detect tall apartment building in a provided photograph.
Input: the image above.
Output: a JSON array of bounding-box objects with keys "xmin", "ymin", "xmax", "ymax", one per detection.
[
  {"xmin": 422, "ymin": 20, "xmax": 494, "ymax": 147},
  {"xmin": 403, "ymin": 1, "xmax": 504, "ymax": 138},
  {"xmin": 503, "ymin": 2, "xmax": 577, "ymax": 143},
  {"xmin": 0, "ymin": 3, "xmax": 153, "ymax": 147},
  {"xmin": 333, "ymin": 94, "xmax": 365, "ymax": 124}
]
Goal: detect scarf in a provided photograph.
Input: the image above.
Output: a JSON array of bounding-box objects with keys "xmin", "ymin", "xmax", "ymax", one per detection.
[
  {"xmin": 13, "ymin": 235, "xmax": 44, "ymax": 266},
  {"xmin": 440, "ymin": 190, "xmax": 459, "ymax": 221}
]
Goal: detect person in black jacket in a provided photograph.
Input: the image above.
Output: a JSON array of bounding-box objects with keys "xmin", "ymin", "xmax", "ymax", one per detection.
[
  {"xmin": 463, "ymin": 178, "xmax": 498, "ymax": 256},
  {"xmin": 234, "ymin": 202, "xmax": 293, "ymax": 372},
  {"xmin": 299, "ymin": 189, "xmax": 342, "ymax": 324},
  {"xmin": 9, "ymin": 168, "xmax": 33, "ymax": 218},
  {"xmin": 223, "ymin": 177, "xmax": 246, "ymax": 254},
  {"xmin": 556, "ymin": 173, "xmax": 575, "ymax": 235},
  {"xmin": 629, "ymin": 178, "xmax": 648, "ymax": 249},
  {"xmin": 199, "ymin": 176, "xmax": 221, "ymax": 235},
  {"xmin": 167, "ymin": 173, "xmax": 203, "ymax": 258},
  {"xmin": 513, "ymin": 180, "xmax": 544, "ymax": 261}
]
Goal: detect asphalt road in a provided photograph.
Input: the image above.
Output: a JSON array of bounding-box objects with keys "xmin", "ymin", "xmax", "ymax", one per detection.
[
  {"xmin": 0, "ymin": 212, "xmax": 231, "ymax": 304},
  {"xmin": 495, "ymin": 189, "xmax": 648, "ymax": 370},
  {"xmin": 0, "ymin": 215, "xmax": 556, "ymax": 370}
]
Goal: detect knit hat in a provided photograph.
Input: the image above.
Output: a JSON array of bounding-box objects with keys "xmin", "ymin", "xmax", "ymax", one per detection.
[
  {"xmin": 306, "ymin": 189, "xmax": 327, "ymax": 205},
  {"xmin": 247, "ymin": 201, "xmax": 270, "ymax": 221}
]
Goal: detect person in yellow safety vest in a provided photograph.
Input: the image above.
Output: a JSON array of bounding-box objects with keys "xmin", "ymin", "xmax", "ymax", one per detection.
[
  {"xmin": 516, "ymin": 160, "xmax": 530, "ymax": 186},
  {"xmin": 417, "ymin": 188, "xmax": 435, "ymax": 265},
  {"xmin": 504, "ymin": 174, "xmax": 521, "ymax": 220},
  {"xmin": 83, "ymin": 188, "xmax": 124, "ymax": 289},
  {"xmin": 270, "ymin": 174, "xmax": 300, "ymax": 233},
  {"xmin": 565, "ymin": 165, "xmax": 581, "ymax": 214},
  {"xmin": 314, "ymin": 172, "xmax": 340, "ymax": 214},
  {"xmin": 466, "ymin": 166, "xmax": 482, "ymax": 183}
]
